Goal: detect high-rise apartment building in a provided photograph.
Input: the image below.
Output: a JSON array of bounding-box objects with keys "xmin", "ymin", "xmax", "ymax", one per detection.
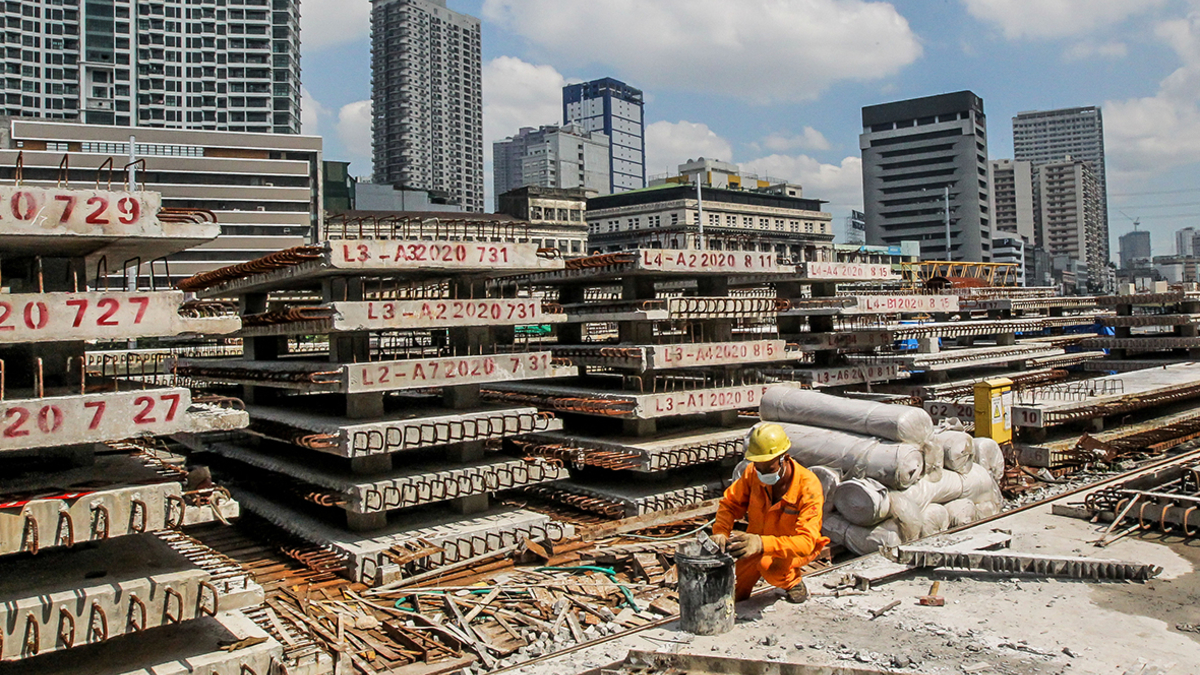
[
  {"xmin": 860, "ymin": 91, "xmax": 992, "ymax": 261},
  {"xmin": 1036, "ymin": 158, "xmax": 1105, "ymax": 291},
  {"xmin": 563, "ymin": 78, "xmax": 645, "ymax": 193},
  {"xmin": 371, "ymin": 0, "xmax": 484, "ymax": 212},
  {"xmin": 990, "ymin": 159, "xmax": 1035, "ymax": 244},
  {"xmin": 1119, "ymin": 229, "xmax": 1151, "ymax": 269},
  {"xmin": 1013, "ymin": 106, "xmax": 1108, "ymax": 263},
  {"xmin": 1, "ymin": 0, "xmax": 301, "ymax": 134},
  {"xmin": 1177, "ymin": 227, "xmax": 1197, "ymax": 257},
  {"xmin": 492, "ymin": 124, "xmax": 611, "ymax": 208}
]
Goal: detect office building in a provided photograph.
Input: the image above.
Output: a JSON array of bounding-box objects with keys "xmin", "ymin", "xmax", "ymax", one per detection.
[
  {"xmin": 1119, "ymin": 230, "xmax": 1151, "ymax": 269},
  {"xmin": 585, "ymin": 168, "xmax": 833, "ymax": 258},
  {"xmin": 990, "ymin": 159, "xmax": 1035, "ymax": 243},
  {"xmin": 860, "ymin": 91, "xmax": 993, "ymax": 262},
  {"xmin": 845, "ymin": 210, "xmax": 866, "ymax": 245},
  {"xmin": 1, "ymin": 0, "xmax": 301, "ymax": 134},
  {"xmin": 1, "ymin": 118, "xmax": 322, "ymax": 280},
  {"xmin": 1177, "ymin": 227, "xmax": 1197, "ymax": 257},
  {"xmin": 371, "ymin": 0, "xmax": 484, "ymax": 212},
  {"xmin": 1036, "ymin": 158, "xmax": 1105, "ymax": 291},
  {"xmin": 491, "ymin": 124, "xmax": 610, "ymax": 208},
  {"xmin": 495, "ymin": 186, "xmax": 589, "ymax": 257},
  {"xmin": 563, "ymin": 78, "xmax": 645, "ymax": 193},
  {"xmin": 1013, "ymin": 106, "xmax": 1108, "ymax": 263},
  {"xmin": 992, "ymin": 236, "xmax": 1026, "ymax": 286}
]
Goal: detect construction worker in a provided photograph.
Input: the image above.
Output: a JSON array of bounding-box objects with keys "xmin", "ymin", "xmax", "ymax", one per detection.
[{"xmin": 710, "ymin": 423, "xmax": 829, "ymax": 603}]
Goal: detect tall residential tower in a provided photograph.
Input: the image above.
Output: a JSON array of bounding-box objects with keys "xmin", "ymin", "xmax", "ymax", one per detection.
[
  {"xmin": 371, "ymin": 0, "xmax": 484, "ymax": 212},
  {"xmin": 1013, "ymin": 106, "xmax": 1109, "ymax": 264},
  {"xmin": 860, "ymin": 91, "xmax": 992, "ymax": 261},
  {"xmin": 563, "ymin": 78, "xmax": 645, "ymax": 193},
  {"xmin": 1, "ymin": 0, "xmax": 302, "ymax": 134}
]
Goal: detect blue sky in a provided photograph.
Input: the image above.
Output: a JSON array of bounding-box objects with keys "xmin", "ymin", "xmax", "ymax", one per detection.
[{"xmin": 300, "ymin": 0, "xmax": 1200, "ymax": 260}]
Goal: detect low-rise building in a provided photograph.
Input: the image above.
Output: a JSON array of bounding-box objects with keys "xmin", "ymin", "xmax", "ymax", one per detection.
[
  {"xmin": 495, "ymin": 186, "xmax": 589, "ymax": 257},
  {"xmin": 589, "ymin": 162, "xmax": 834, "ymax": 259},
  {"xmin": 0, "ymin": 118, "xmax": 321, "ymax": 282}
]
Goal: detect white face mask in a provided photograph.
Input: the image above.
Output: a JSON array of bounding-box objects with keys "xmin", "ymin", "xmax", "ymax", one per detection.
[{"xmin": 757, "ymin": 468, "xmax": 782, "ymax": 485}]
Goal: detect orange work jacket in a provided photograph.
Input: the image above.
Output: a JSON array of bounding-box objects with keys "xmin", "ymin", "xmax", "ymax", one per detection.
[{"xmin": 714, "ymin": 456, "xmax": 830, "ymax": 562}]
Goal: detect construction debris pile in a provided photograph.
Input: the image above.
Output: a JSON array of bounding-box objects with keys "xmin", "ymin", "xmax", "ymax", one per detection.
[{"xmin": 756, "ymin": 388, "xmax": 1003, "ymax": 554}]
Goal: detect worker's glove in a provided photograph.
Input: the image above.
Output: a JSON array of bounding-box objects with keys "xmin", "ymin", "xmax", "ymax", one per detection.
[
  {"xmin": 728, "ymin": 532, "xmax": 763, "ymax": 559},
  {"xmin": 709, "ymin": 534, "xmax": 728, "ymax": 551}
]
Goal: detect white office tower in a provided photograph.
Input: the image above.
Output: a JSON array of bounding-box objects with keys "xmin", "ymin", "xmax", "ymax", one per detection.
[
  {"xmin": 371, "ymin": 0, "xmax": 484, "ymax": 212},
  {"xmin": 492, "ymin": 124, "xmax": 611, "ymax": 207},
  {"xmin": 1, "ymin": 0, "xmax": 301, "ymax": 134}
]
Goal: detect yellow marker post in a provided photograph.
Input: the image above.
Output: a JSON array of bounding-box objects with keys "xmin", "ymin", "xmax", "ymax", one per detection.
[{"xmin": 973, "ymin": 377, "xmax": 1013, "ymax": 444}]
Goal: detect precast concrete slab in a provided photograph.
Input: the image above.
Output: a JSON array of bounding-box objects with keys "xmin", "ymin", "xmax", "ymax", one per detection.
[
  {"xmin": 960, "ymin": 296, "xmax": 1100, "ymax": 312},
  {"xmin": 1082, "ymin": 336, "xmax": 1200, "ymax": 349},
  {"xmin": 237, "ymin": 298, "xmax": 567, "ymax": 337},
  {"xmin": 155, "ymin": 531, "xmax": 263, "ymax": 612},
  {"xmin": 184, "ymin": 240, "xmax": 565, "ymax": 297},
  {"xmin": 484, "ymin": 382, "xmax": 802, "ymax": 419},
  {"xmin": 860, "ymin": 344, "xmax": 1063, "ymax": 372},
  {"xmin": 1099, "ymin": 313, "xmax": 1200, "ymax": 327},
  {"xmin": 1082, "ymin": 359, "xmax": 1186, "ymax": 373},
  {"xmin": 0, "ymin": 534, "xmax": 215, "ymax": 661},
  {"xmin": 245, "ymin": 401, "xmax": 561, "ymax": 458},
  {"xmin": 516, "ymin": 249, "xmax": 796, "ymax": 286},
  {"xmin": 518, "ymin": 426, "xmax": 751, "ymax": 472},
  {"xmin": 1096, "ymin": 290, "xmax": 1200, "ymax": 306},
  {"xmin": 765, "ymin": 363, "xmax": 908, "ymax": 388},
  {"xmin": 781, "ymin": 295, "xmax": 959, "ymax": 317},
  {"xmin": 790, "ymin": 331, "xmax": 895, "ymax": 352},
  {"xmin": 87, "ymin": 345, "xmax": 244, "ymax": 377},
  {"xmin": 1027, "ymin": 350, "xmax": 1107, "ymax": 368},
  {"xmin": 910, "ymin": 367, "xmax": 1064, "ymax": 399},
  {"xmin": 230, "ymin": 488, "xmax": 573, "ymax": 585},
  {"xmin": 1012, "ymin": 361, "xmax": 1200, "ymax": 427},
  {"xmin": 559, "ymin": 296, "xmax": 781, "ymax": 323},
  {"xmin": 529, "ymin": 472, "xmax": 726, "ymax": 518},
  {"xmin": 0, "ymin": 291, "xmax": 238, "ymax": 344},
  {"xmin": 0, "ymin": 611, "xmax": 281, "ymax": 675},
  {"xmin": 0, "ymin": 388, "xmax": 246, "ymax": 453},
  {"xmin": 550, "ymin": 340, "xmax": 790, "ymax": 371},
  {"xmin": 171, "ymin": 352, "xmax": 577, "ymax": 394},
  {"xmin": 209, "ymin": 441, "xmax": 568, "ymax": 514},
  {"xmin": 0, "ymin": 185, "xmax": 220, "ymax": 263}
]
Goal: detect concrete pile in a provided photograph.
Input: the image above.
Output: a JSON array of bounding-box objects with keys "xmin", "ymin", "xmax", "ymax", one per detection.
[{"xmin": 757, "ymin": 387, "xmax": 1004, "ymax": 554}]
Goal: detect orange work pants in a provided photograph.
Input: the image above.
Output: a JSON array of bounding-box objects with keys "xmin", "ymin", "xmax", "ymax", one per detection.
[{"xmin": 734, "ymin": 551, "xmax": 814, "ymax": 601}]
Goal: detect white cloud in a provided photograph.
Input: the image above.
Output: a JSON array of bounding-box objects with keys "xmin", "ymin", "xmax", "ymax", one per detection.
[
  {"xmin": 481, "ymin": 56, "xmax": 568, "ymax": 164},
  {"xmin": 336, "ymin": 100, "xmax": 373, "ymax": 177},
  {"xmin": 644, "ymin": 121, "xmax": 735, "ymax": 176},
  {"xmin": 961, "ymin": 0, "xmax": 1165, "ymax": 39},
  {"xmin": 739, "ymin": 155, "xmax": 863, "ymax": 211},
  {"xmin": 1105, "ymin": 10, "xmax": 1200, "ymax": 175},
  {"xmin": 1063, "ymin": 41, "xmax": 1128, "ymax": 61},
  {"xmin": 760, "ymin": 127, "xmax": 832, "ymax": 153},
  {"xmin": 481, "ymin": 0, "xmax": 921, "ymax": 103},
  {"xmin": 300, "ymin": 87, "xmax": 327, "ymax": 137},
  {"xmin": 300, "ymin": 0, "xmax": 371, "ymax": 52}
]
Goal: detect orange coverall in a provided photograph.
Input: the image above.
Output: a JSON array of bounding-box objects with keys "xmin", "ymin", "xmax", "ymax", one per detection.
[{"xmin": 714, "ymin": 456, "xmax": 830, "ymax": 601}]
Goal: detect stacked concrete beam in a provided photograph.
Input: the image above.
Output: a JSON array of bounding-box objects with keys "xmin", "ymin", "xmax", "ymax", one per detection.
[
  {"xmin": 490, "ymin": 249, "xmax": 807, "ymax": 517},
  {"xmin": 0, "ymin": 181, "xmax": 283, "ymax": 674},
  {"xmin": 1083, "ymin": 288, "xmax": 1200, "ymax": 368},
  {"xmin": 173, "ymin": 223, "xmax": 580, "ymax": 585}
]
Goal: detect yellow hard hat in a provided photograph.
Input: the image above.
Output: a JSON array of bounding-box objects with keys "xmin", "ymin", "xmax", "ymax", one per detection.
[{"xmin": 746, "ymin": 423, "xmax": 791, "ymax": 462}]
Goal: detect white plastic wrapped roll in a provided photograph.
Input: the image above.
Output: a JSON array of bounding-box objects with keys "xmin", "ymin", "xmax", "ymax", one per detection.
[
  {"xmin": 822, "ymin": 512, "xmax": 903, "ymax": 556},
  {"xmin": 937, "ymin": 430, "xmax": 975, "ymax": 474},
  {"xmin": 881, "ymin": 469, "xmax": 966, "ymax": 542},
  {"xmin": 962, "ymin": 462, "xmax": 1003, "ymax": 517},
  {"xmin": 760, "ymin": 387, "xmax": 934, "ymax": 445},
  {"xmin": 972, "ymin": 437, "xmax": 1005, "ymax": 482},
  {"xmin": 944, "ymin": 498, "xmax": 977, "ymax": 527},
  {"xmin": 766, "ymin": 422, "xmax": 924, "ymax": 489},
  {"xmin": 831, "ymin": 478, "xmax": 891, "ymax": 527},
  {"xmin": 921, "ymin": 438, "xmax": 945, "ymax": 481},
  {"xmin": 920, "ymin": 503, "xmax": 951, "ymax": 538},
  {"xmin": 808, "ymin": 465, "xmax": 841, "ymax": 515}
]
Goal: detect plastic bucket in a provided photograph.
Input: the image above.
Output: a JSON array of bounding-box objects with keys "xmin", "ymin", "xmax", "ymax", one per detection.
[{"xmin": 676, "ymin": 546, "xmax": 735, "ymax": 636}]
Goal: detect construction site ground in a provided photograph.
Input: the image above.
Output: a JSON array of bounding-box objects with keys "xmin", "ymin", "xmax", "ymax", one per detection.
[{"xmin": 503, "ymin": 451, "xmax": 1200, "ymax": 675}]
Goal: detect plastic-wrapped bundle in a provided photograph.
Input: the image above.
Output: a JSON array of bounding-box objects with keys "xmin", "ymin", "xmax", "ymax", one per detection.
[
  {"xmin": 822, "ymin": 512, "xmax": 903, "ymax": 556},
  {"xmin": 944, "ymin": 498, "xmax": 977, "ymax": 527},
  {"xmin": 766, "ymin": 422, "xmax": 924, "ymax": 489},
  {"xmin": 809, "ymin": 465, "xmax": 841, "ymax": 516},
  {"xmin": 937, "ymin": 430, "xmax": 975, "ymax": 474},
  {"xmin": 972, "ymin": 437, "xmax": 1005, "ymax": 482},
  {"xmin": 962, "ymin": 463, "xmax": 1003, "ymax": 517},
  {"xmin": 920, "ymin": 503, "xmax": 951, "ymax": 538},
  {"xmin": 831, "ymin": 478, "xmax": 891, "ymax": 527},
  {"xmin": 882, "ymin": 470, "xmax": 966, "ymax": 541},
  {"xmin": 761, "ymin": 387, "xmax": 934, "ymax": 445},
  {"xmin": 921, "ymin": 438, "xmax": 944, "ymax": 482}
]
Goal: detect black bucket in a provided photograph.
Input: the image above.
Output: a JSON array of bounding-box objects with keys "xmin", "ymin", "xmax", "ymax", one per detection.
[{"xmin": 676, "ymin": 541, "xmax": 735, "ymax": 636}]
